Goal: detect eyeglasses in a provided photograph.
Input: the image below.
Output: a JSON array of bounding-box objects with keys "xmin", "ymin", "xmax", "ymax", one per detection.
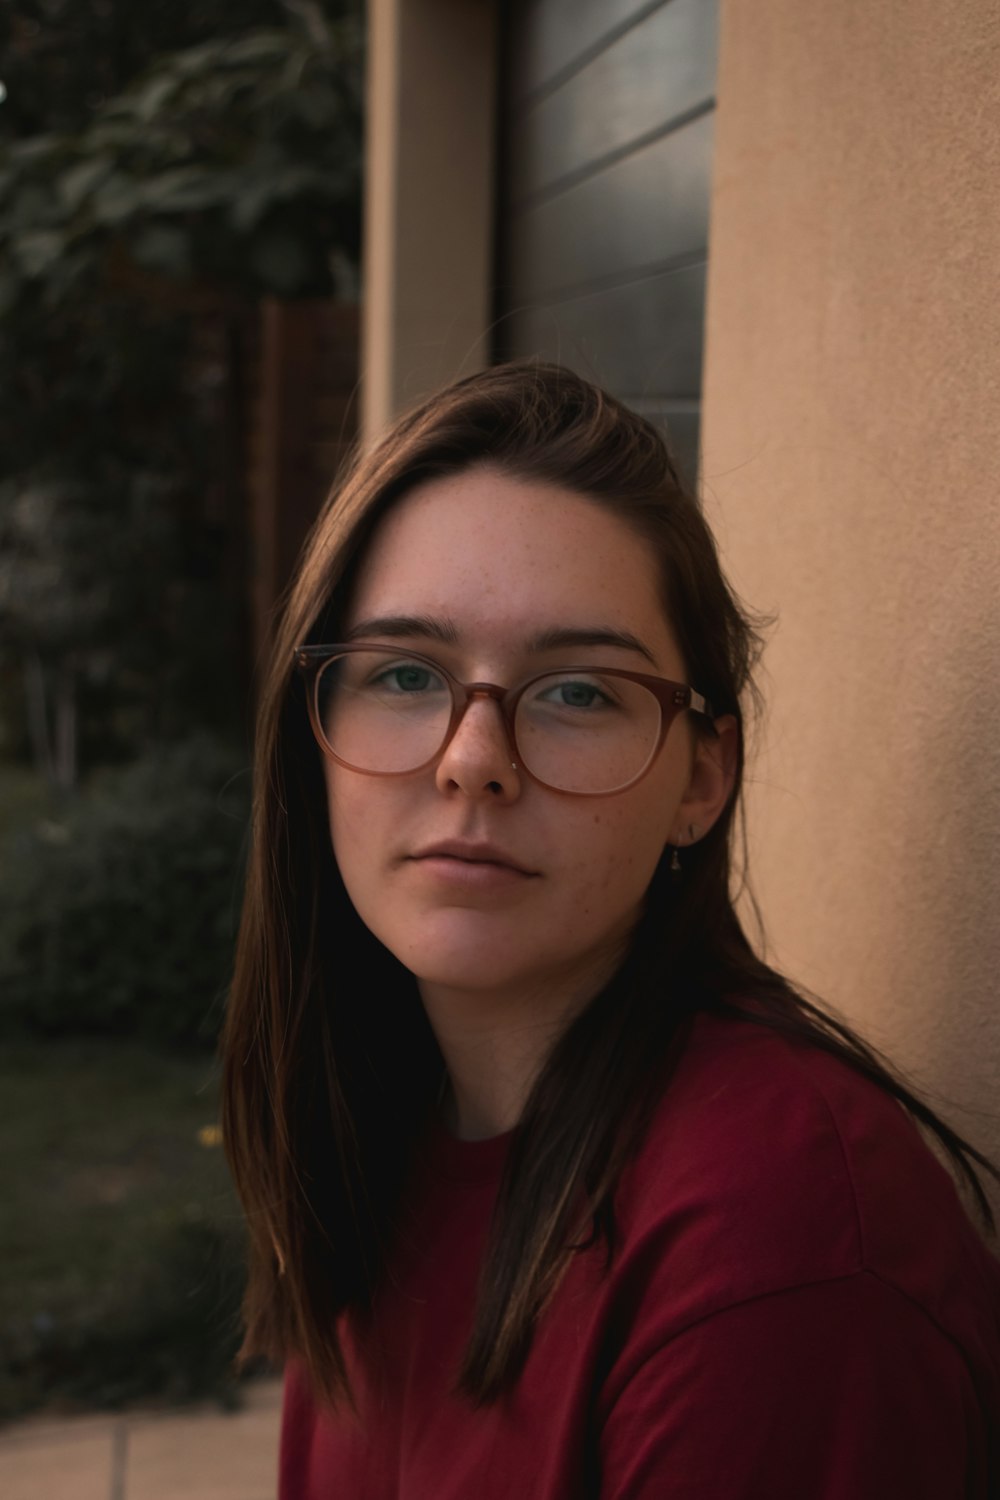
[{"xmin": 294, "ymin": 644, "xmax": 713, "ymax": 797}]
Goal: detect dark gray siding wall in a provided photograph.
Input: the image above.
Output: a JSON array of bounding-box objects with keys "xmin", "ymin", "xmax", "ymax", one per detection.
[{"xmin": 497, "ymin": 0, "xmax": 718, "ymax": 484}]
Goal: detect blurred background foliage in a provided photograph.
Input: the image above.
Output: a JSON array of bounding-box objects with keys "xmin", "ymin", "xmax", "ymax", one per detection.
[
  {"xmin": 0, "ymin": 736, "xmax": 247, "ymax": 1046},
  {"xmin": 0, "ymin": 0, "xmax": 362, "ymax": 1417},
  {"xmin": 0, "ymin": 0, "xmax": 362, "ymax": 784}
]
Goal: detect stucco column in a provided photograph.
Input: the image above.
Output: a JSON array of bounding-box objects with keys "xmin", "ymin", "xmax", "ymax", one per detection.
[
  {"xmin": 362, "ymin": 0, "xmax": 499, "ymax": 438},
  {"xmin": 701, "ymin": 0, "xmax": 1000, "ymax": 1194}
]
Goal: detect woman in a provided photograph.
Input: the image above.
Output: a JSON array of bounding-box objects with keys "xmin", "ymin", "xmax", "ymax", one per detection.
[{"xmin": 221, "ymin": 362, "xmax": 1000, "ymax": 1497}]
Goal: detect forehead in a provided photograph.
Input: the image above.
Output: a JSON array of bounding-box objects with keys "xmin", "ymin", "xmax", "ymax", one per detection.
[{"xmin": 344, "ymin": 468, "xmax": 679, "ymax": 668}]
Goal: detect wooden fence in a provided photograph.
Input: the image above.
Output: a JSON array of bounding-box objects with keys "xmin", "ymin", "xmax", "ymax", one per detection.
[{"xmin": 243, "ymin": 299, "xmax": 360, "ymax": 668}]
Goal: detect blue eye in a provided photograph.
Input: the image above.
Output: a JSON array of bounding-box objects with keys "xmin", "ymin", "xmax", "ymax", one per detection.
[
  {"xmin": 534, "ymin": 676, "xmax": 618, "ymax": 712},
  {"xmin": 376, "ymin": 664, "xmax": 436, "ymax": 693},
  {"xmin": 566, "ymin": 683, "xmax": 602, "ymax": 708}
]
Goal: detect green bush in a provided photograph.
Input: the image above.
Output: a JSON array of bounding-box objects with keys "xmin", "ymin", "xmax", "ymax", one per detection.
[
  {"xmin": 0, "ymin": 737, "xmax": 248, "ymax": 1046},
  {"xmin": 0, "ymin": 1213, "xmax": 255, "ymax": 1419}
]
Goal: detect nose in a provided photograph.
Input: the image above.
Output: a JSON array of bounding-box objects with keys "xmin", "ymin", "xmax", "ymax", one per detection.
[{"xmin": 433, "ymin": 691, "xmax": 521, "ymax": 800}]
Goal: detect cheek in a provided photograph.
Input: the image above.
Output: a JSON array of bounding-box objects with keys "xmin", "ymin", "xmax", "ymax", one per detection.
[
  {"xmin": 323, "ymin": 769, "xmax": 374, "ymax": 880},
  {"xmin": 569, "ymin": 801, "xmax": 672, "ymax": 913}
]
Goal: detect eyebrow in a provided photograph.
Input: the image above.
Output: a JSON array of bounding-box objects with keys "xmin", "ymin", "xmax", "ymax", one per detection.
[
  {"xmin": 528, "ymin": 625, "xmax": 658, "ymax": 666},
  {"xmin": 344, "ymin": 614, "xmax": 460, "ymax": 645},
  {"xmin": 344, "ymin": 615, "xmax": 658, "ymax": 666}
]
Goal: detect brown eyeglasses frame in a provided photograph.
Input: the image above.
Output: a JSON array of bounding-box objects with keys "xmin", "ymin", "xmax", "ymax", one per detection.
[{"xmin": 293, "ymin": 643, "xmax": 714, "ymax": 798}]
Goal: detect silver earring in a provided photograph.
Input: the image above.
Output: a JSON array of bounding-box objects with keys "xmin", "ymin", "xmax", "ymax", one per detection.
[{"xmin": 670, "ymin": 847, "xmax": 681, "ymax": 873}]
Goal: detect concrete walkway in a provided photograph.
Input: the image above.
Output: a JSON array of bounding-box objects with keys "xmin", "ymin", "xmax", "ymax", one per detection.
[{"xmin": 0, "ymin": 1377, "xmax": 283, "ymax": 1500}]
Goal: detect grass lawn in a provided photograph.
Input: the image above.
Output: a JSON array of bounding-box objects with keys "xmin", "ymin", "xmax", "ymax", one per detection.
[{"xmin": 0, "ymin": 1037, "xmax": 254, "ymax": 1419}]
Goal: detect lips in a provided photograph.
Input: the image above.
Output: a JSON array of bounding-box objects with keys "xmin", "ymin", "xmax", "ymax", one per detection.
[{"xmin": 408, "ymin": 840, "xmax": 536, "ymax": 876}]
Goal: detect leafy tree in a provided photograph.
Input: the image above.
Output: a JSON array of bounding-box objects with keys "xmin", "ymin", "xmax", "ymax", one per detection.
[
  {"xmin": 0, "ymin": 0, "xmax": 358, "ymax": 139},
  {"xmin": 0, "ymin": 4, "xmax": 362, "ymax": 787}
]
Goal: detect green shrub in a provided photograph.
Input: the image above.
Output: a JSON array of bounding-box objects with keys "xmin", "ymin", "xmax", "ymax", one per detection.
[
  {"xmin": 0, "ymin": 737, "xmax": 248, "ymax": 1046},
  {"xmin": 0, "ymin": 1213, "xmax": 257, "ymax": 1419}
]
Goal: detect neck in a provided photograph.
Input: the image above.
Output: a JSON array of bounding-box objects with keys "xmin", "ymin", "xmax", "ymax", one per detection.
[
  {"xmin": 432, "ymin": 1005, "xmax": 561, "ymax": 1140},
  {"xmin": 419, "ymin": 955, "xmax": 623, "ymax": 1141}
]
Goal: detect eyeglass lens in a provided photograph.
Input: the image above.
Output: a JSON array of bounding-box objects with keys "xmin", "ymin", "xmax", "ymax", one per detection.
[{"xmin": 315, "ymin": 650, "xmax": 664, "ymax": 794}]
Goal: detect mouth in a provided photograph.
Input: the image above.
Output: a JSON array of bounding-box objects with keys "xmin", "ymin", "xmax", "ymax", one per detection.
[{"xmin": 408, "ymin": 840, "xmax": 537, "ymax": 876}]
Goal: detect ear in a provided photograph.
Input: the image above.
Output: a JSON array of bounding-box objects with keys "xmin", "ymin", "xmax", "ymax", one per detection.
[{"xmin": 671, "ymin": 714, "xmax": 738, "ymax": 846}]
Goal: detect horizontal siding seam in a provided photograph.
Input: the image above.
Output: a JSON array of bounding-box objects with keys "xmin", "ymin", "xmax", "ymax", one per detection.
[
  {"xmin": 512, "ymin": 0, "xmax": 674, "ymax": 108},
  {"xmin": 510, "ymin": 96, "xmax": 715, "ymax": 211},
  {"xmin": 508, "ymin": 249, "xmax": 706, "ymax": 310}
]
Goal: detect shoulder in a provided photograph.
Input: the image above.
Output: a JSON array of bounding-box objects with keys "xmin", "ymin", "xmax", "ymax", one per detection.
[{"xmin": 610, "ymin": 1009, "xmax": 1000, "ymax": 1341}]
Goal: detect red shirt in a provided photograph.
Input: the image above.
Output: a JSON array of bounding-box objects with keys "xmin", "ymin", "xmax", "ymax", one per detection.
[{"xmin": 279, "ymin": 1011, "xmax": 1000, "ymax": 1497}]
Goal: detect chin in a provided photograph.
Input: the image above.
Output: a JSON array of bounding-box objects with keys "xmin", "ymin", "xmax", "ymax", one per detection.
[
  {"xmin": 399, "ymin": 941, "xmax": 533, "ymax": 994},
  {"xmin": 379, "ymin": 915, "xmax": 547, "ymax": 995},
  {"xmin": 365, "ymin": 900, "xmax": 515, "ymax": 984}
]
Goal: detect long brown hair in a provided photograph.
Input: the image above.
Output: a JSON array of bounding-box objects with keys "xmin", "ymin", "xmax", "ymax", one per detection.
[{"xmin": 220, "ymin": 360, "xmax": 998, "ymax": 1411}]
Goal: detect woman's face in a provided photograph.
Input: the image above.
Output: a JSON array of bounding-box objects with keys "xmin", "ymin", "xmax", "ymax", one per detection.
[{"xmin": 322, "ymin": 467, "xmax": 730, "ymax": 1006}]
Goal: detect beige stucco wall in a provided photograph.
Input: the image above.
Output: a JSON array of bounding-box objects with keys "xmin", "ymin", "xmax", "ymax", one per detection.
[
  {"xmin": 702, "ymin": 0, "xmax": 1000, "ymax": 1187},
  {"xmin": 362, "ymin": 0, "xmax": 498, "ymax": 437}
]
